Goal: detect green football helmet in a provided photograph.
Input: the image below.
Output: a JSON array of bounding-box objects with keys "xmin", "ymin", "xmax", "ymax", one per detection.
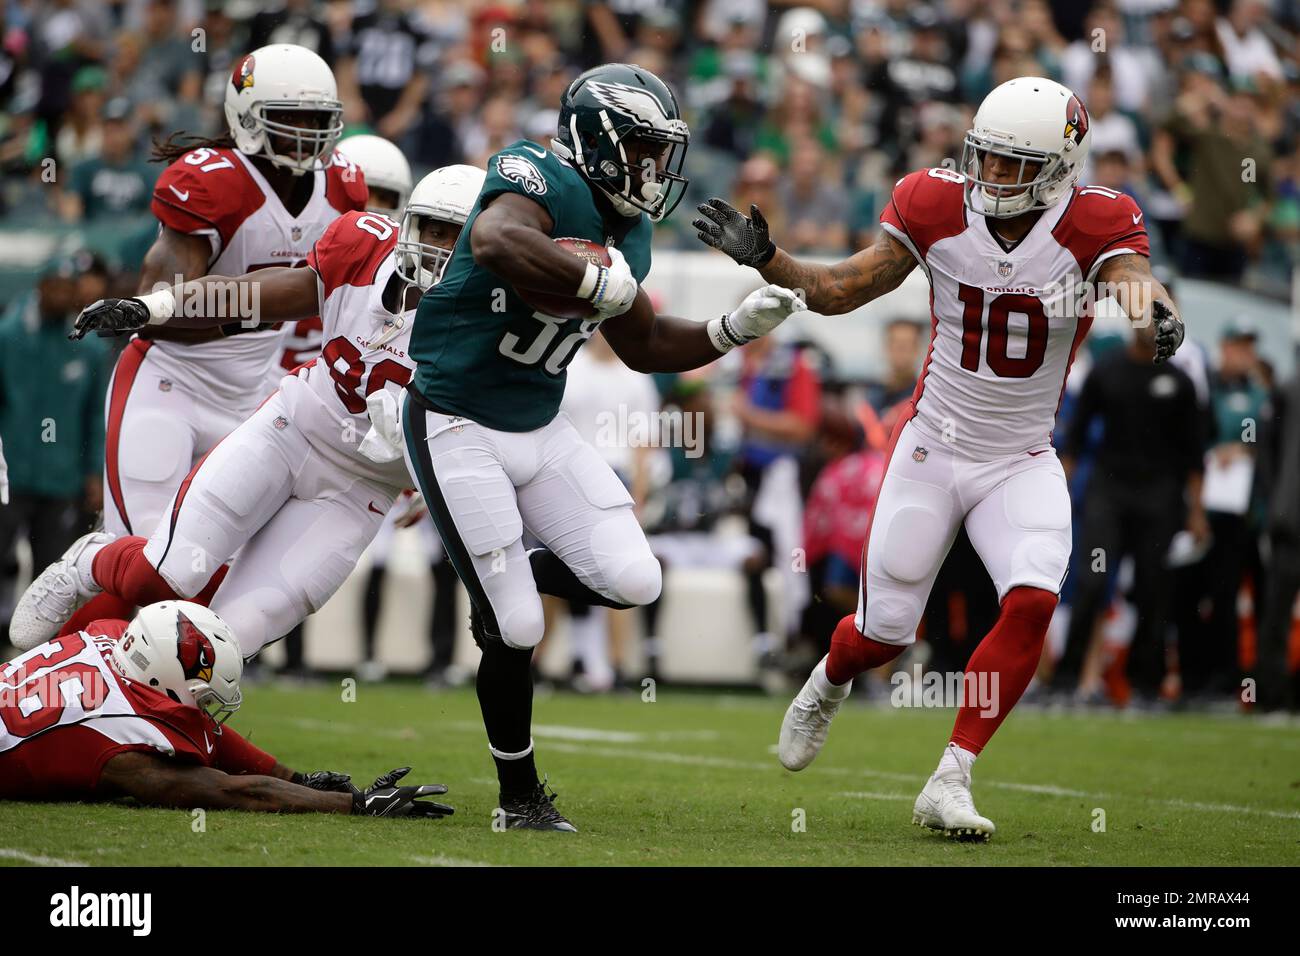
[{"xmin": 552, "ymin": 62, "xmax": 690, "ymax": 222}]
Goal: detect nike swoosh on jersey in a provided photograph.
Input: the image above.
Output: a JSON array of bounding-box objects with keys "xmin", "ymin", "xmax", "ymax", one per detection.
[
  {"xmin": 368, "ymin": 501, "xmax": 384, "ymax": 515},
  {"xmin": 1132, "ymin": 212, "xmax": 1143, "ymax": 225},
  {"xmin": 1027, "ymin": 449, "xmax": 1051, "ymax": 457},
  {"xmin": 522, "ymin": 145, "xmax": 548, "ymax": 160},
  {"xmin": 203, "ymin": 733, "xmax": 214, "ymax": 753},
  {"xmin": 169, "ymin": 185, "xmax": 191, "ymax": 202}
]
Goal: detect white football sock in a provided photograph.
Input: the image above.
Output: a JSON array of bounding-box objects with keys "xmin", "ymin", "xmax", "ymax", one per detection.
[
  {"xmin": 937, "ymin": 741, "xmax": 977, "ymax": 777},
  {"xmin": 811, "ymin": 657, "xmax": 852, "ymax": 700}
]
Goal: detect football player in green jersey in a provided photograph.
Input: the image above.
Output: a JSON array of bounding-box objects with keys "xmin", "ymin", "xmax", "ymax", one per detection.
[{"xmin": 367, "ymin": 63, "xmax": 805, "ymax": 831}]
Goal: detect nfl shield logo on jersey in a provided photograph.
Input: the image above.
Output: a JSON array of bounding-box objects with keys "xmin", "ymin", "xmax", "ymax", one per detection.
[
  {"xmin": 913, "ymin": 446, "xmax": 929, "ymax": 462},
  {"xmin": 273, "ymin": 416, "xmax": 288, "ymax": 430},
  {"xmin": 291, "ymin": 225, "xmax": 303, "ymax": 242},
  {"xmin": 996, "ymin": 259, "xmax": 1014, "ymax": 279}
]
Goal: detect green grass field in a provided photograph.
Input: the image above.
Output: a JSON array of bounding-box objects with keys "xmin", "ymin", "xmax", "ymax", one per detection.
[{"xmin": 2, "ymin": 683, "xmax": 1297, "ymax": 866}]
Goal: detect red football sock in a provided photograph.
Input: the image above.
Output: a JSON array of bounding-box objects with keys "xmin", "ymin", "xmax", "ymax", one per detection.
[
  {"xmin": 949, "ymin": 586, "xmax": 1057, "ymax": 756},
  {"xmin": 90, "ymin": 536, "xmax": 181, "ymax": 607},
  {"xmin": 826, "ymin": 613, "xmax": 906, "ymax": 686}
]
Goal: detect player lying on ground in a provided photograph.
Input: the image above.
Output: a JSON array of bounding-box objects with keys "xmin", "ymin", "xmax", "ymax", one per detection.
[
  {"xmin": 9, "ymin": 166, "xmax": 483, "ymax": 658},
  {"xmin": 696, "ymin": 76, "xmax": 1185, "ymax": 839},
  {"xmin": 0, "ymin": 600, "xmax": 451, "ymax": 816},
  {"xmin": 366, "ymin": 62, "xmax": 806, "ymax": 832}
]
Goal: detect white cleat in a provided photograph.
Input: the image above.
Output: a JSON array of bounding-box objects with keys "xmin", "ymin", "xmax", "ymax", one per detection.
[
  {"xmin": 912, "ymin": 749, "xmax": 996, "ymax": 841},
  {"xmin": 778, "ymin": 656, "xmax": 849, "ymax": 771},
  {"xmin": 9, "ymin": 531, "xmax": 113, "ymax": 650}
]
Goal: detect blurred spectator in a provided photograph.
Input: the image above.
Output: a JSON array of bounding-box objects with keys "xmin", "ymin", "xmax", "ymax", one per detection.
[
  {"xmin": 0, "ymin": 253, "xmax": 110, "ymax": 632},
  {"xmin": 54, "ymin": 65, "xmax": 105, "ymax": 166},
  {"xmin": 1216, "ymin": 0, "xmax": 1284, "ymax": 83},
  {"xmin": 732, "ymin": 334, "xmax": 822, "ymax": 661},
  {"xmin": 777, "ymin": 138, "xmax": 849, "ymax": 253},
  {"xmin": 359, "ymin": 499, "xmax": 461, "ymax": 687},
  {"xmin": 865, "ymin": 318, "xmax": 924, "ymax": 418},
  {"xmin": 247, "ymin": 0, "xmax": 336, "ymax": 65},
  {"xmin": 117, "ymin": 0, "xmax": 202, "ymax": 131},
  {"xmin": 1183, "ymin": 319, "xmax": 1270, "ymax": 698},
  {"xmin": 1052, "ymin": 321, "xmax": 1206, "ymax": 705},
  {"xmin": 59, "ymin": 98, "xmax": 154, "ymax": 221},
  {"xmin": 1254, "ymin": 357, "xmax": 1300, "ymax": 712},
  {"xmin": 801, "ymin": 405, "xmax": 884, "ymax": 653},
  {"xmin": 1152, "ymin": 73, "xmax": 1273, "ymax": 281},
  {"xmin": 338, "ymin": 0, "xmax": 438, "ymax": 143},
  {"xmin": 460, "ymin": 94, "xmax": 521, "ymax": 169}
]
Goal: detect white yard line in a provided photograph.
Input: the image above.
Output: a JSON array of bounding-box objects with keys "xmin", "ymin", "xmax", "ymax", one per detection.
[
  {"xmin": 0, "ymin": 848, "xmax": 87, "ymax": 867},
  {"xmin": 837, "ymin": 791, "xmax": 914, "ymax": 803},
  {"xmin": 279, "ymin": 716, "xmax": 1300, "ymax": 822},
  {"xmin": 408, "ymin": 854, "xmax": 497, "ymax": 867}
]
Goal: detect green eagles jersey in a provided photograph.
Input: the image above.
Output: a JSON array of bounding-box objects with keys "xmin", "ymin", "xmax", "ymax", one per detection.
[{"xmin": 408, "ymin": 140, "xmax": 653, "ymax": 432}]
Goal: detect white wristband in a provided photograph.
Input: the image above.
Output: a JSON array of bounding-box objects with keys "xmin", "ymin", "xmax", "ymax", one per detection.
[
  {"xmin": 575, "ymin": 261, "xmax": 600, "ymax": 300},
  {"xmin": 706, "ymin": 314, "xmax": 748, "ymax": 354},
  {"xmin": 137, "ymin": 288, "xmax": 177, "ymax": 325}
]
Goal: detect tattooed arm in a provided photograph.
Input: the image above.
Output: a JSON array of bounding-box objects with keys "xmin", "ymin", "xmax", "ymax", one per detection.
[
  {"xmin": 1095, "ymin": 253, "xmax": 1184, "ymax": 363},
  {"xmin": 758, "ymin": 231, "xmax": 917, "ymax": 315},
  {"xmin": 693, "ymin": 199, "xmax": 917, "ymax": 315}
]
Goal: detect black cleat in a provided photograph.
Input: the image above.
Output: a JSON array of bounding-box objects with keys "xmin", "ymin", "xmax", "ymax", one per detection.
[{"xmin": 497, "ymin": 779, "xmax": 578, "ymax": 832}]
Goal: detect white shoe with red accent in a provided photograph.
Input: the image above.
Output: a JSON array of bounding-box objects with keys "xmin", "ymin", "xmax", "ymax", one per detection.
[
  {"xmin": 912, "ymin": 744, "xmax": 996, "ymax": 840},
  {"xmin": 9, "ymin": 531, "xmax": 113, "ymax": 650}
]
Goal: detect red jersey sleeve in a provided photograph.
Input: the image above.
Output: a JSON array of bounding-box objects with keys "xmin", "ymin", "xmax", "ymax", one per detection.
[
  {"xmin": 210, "ymin": 725, "xmax": 278, "ymax": 776},
  {"xmin": 308, "ymin": 210, "xmax": 398, "ymax": 298},
  {"xmin": 324, "ymin": 150, "xmax": 369, "ymax": 214},
  {"xmin": 1051, "ymin": 186, "xmax": 1151, "ymax": 280},
  {"xmin": 151, "ymin": 147, "xmax": 264, "ymax": 258},
  {"xmin": 879, "ymin": 168, "xmax": 968, "ymax": 261}
]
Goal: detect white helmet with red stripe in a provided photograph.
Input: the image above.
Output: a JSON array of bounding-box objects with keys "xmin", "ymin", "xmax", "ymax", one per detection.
[
  {"xmin": 223, "ymin": 44, "xmax": 345, "ymax": 176},
  {"xmin": 111, "ymin": 601, "xmax": 243, "ymax": 727},
  {"xmin": 961, "ymin": 76, "xmax": 1092, "ymax": 218}
]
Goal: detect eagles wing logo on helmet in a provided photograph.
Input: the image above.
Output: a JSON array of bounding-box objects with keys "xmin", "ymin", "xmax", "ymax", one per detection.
[
  {"xmin": 231, "ymin": 53, "xmax": 255, "ymax": 93},
  {"xmin": 1063, "ymin": 95, "xmax": 1089, "ymax": 146},
  {"xmin": 496, "ymin": 154, "xmax": 546, "ymax": 195},
  {"xmin": 176, "ymin": 612, "xmax": 216, "ymax": 683},
  {"xmin": 586, "ymin": 81, "xmax": 688, "ymax": 136}
]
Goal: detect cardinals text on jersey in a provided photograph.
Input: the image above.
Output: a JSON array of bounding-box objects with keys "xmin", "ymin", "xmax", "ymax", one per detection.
[{"xmin": 879, "ymin": 167, "xmax": 1149, "ymax": 457}]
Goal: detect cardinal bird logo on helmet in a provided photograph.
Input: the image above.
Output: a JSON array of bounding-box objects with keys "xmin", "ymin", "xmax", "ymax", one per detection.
[
  {"xmin": 1064, "ymin": 95, "xmax": 1089, "ymax": 147},
  {"xmin": 231, "ymin": 54, "xmax": 255, "ymax": 94},
  {"xmin": 176, "ymin": 612, "xmax": 216, "ymax": 683}
]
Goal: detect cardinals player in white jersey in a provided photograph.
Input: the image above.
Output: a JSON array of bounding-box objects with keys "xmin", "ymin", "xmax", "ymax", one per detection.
[
  {"xmin": 91, "ymin": 43, "xmax": 366, "ymax": 617},
  {"xmin": 696, "ymin": 77, "xmax": 1186, "ymax": 839},
  {"xmin": 0, "ymin": 601, "xmax": 451, "ymax": 815},
  {"xmin": 10, "ymin": 166, "xmax": 485, "ymax": 660}
]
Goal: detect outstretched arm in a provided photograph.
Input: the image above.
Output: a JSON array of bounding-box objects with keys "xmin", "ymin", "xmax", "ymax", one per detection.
[
  {"xmin": 100, "ymin": 751, "xmax": 352, "ymax": 813},
  {"xmin": 600, "ymin": 284, "xmax": 805, "ymax": 373},
  {"xmin": 694, "ymin": 200, "xmax": 918, "ymax": 314},
  {"xmin": 72, "ymin": 267, "xmax": 319, "ymax": 339}
]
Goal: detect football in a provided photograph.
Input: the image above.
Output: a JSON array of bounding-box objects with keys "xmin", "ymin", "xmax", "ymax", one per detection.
[{"xmin": 514, "ymin": 237, "xmax": 611, "ymax": 320}]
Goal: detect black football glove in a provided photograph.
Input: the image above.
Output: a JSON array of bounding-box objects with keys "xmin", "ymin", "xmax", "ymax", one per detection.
[
  {"xmin": 1151, "ymin": 299, "xmax": 1184, "ymax": 364},
  {"xmin": 349, "ymin": 766, "xmax": 454, "ymax": 818},
  {"xmin": 693, "ymin": 198, "xmax": 776, "ymax": 268},
  {"xmin": 292, "ymin": 770, "xmax": 354, "ymax": 792},
  {"xmin": 71, "ymin": 297, "xmax": 150, "ymax": 341}
]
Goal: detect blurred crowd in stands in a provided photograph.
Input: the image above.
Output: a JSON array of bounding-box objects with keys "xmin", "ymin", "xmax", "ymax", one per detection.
[{"xmin": 1, "ymin": 0, "xmax": 1298, "ymax": 710}]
